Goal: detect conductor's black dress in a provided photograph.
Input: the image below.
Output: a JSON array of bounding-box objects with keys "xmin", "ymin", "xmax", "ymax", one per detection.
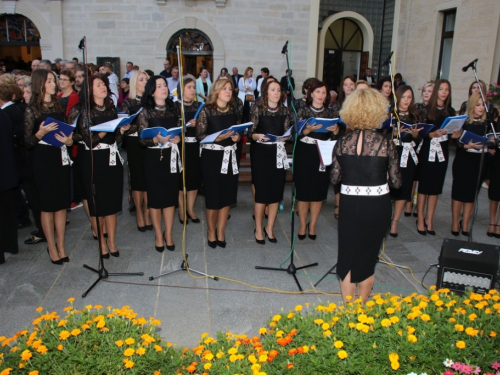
[{"xmin": 331, "ymin": 129, "xmax": 402, "ymax": 283}]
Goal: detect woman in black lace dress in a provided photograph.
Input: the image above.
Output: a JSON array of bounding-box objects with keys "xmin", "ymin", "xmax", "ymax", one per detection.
[
  {"xmin": 69, "ymin": 74, "xmax": 129, "ymax": 258},
  {"xmin": 331, "ymin": 88, "xmax": 402, "ymax": 303},
  {"xmin": 416, "ymin": 79, "xmax": 458, "ymax": 235},
  {"xmin": 389, "ymin": 85, "xmax": 423, "ymax": 237},
  {"xmin": 24, "ymin": 69, "xmax": 72, "ymax": 264},
  {"xmin": 196, "ymin": 79, "xmax": 242, "ymax": 249},
  {"xmin": 176, "ymin": 77, "xmax": 202, "ymax": 225},
  {"xmin": 138, "ymin": 76, "xmax": 181, "ymax": 252},
  {"xmin": 249, "ymin": 80, "xmax": 292, "ymax": 244},
  {"xmin": 451, "ymin": 92, "xmax": 493, "ymax": 235},
  {"xmin": 120, "ymin": 71, "xmax": 151, "ymax": 232},
  {"xmin": 295, "ymin": 80, "xmax": 340, "ymax": 241}
]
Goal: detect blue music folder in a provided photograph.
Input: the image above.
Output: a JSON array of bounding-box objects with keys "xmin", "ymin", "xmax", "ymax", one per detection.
[
  {"xmin": 459, "ymin": 130, "xmax": 486, "ymax": 145},
  {"xmin": 297, "ymin": 117, "xmax": 340, "ymax": 133},
  {"xmin": 200, "ymin": 122, "xmax": 253, "ymax": 144},
  {"xmin": 41, "ymin": 117, "xmax": 77, "ymax": 148},
  {"xmin": 90, "ymin": 108, "xmax": 143, "ymax": 132},
  {"xmin": 400, "ymin": 122, "xmax": 435, "ymax": 136},
  {"xmin": 140, "ymin": 126, "xmax": 182, "ymax": 139},
  {"xmin": 439, "ymin": 114, "xmax": 467, "ymax": 133}
]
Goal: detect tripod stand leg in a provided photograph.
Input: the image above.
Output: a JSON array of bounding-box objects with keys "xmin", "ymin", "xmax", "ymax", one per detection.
[
  {"xmin": 148, "ymin": 254, "xmax": 219, "ymax": 281},
  {"xmin": 82, "ymin": 276, "xmax": 103, "ymax": 298},
  {"xmin": 109, "ymin": 272, "xmax": 144, "ymax": 276},
  {"xmin": 149, "ymin": 268, "xmax": 183, "ymax": 281},
  {"xmin": 314, "ymin": 263, "xmax": 337, "ymax": 287}
]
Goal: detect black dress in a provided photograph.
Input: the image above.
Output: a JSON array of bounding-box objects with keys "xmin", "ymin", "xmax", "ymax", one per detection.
[
  {"xmin": 248, "ymin": 105, "xmax": 292, "ymax": 204},
  {"xmin": 418, "ymin": 106, "xmax": 456, "ymax": 195},
  {"xmin": 138, "ymin": 105, "xmax": 180, "ymax": 209},
  {"xmin": 24, "ymin": 104, "xmax": 70, "ymax": 212},
  {"xmin": 121, "ymin": 97, "xmax": 147, "ymax": 191},
  {"xmin": 452, "ymin": 119, "xmax": 491, "ymax": 202},
  {"xmin": 489, "ymin": 129, "xmax": 500, "ymax": 201},
  {"xmin": 196, "ymin": 105, "xmax": 242, "ymax": 210},
  {"xmin": 75, "ymin": 107, "xmax": 124, "ymax": 217},
  {"xmin": 331, "ymin": 130, "xmax": 402, "ymax": 283},
  {"xmin": 295, "ymin": 106, "xmax": 339, "ymax": 202},
  {"xmin": 176, "ymin": 101, "xmax": 202, "ymax": 192},
  {"xmin": 390, "ymin": 111, "xmax": 423, "ymax": 201}
]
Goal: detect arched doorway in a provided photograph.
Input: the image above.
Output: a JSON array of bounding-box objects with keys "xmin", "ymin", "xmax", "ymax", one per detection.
[
  {"xmin": 317, "ymin": 11, "xmax": 374, "ymax": 93},
  {"xmin": 167, "ymin": 29, "xmax": 213, "ymax": 78},
  {"xmin": 0, "ymin": 13, "xmax": 41, "ymax": 71}
]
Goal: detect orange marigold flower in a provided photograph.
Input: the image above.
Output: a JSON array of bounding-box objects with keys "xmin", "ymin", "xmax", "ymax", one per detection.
[
  {"xmin": 67, "ymin": 297, "xmax": 75, "ymax": 302},
  {"xmin": 287, "ymin": 363, "xmax": 294, "ymax": 369},
  {"xmin": 154, "ymin": 345, "xmax": 163, "ymax": 352},
  {"xmin": 35, "ymin": 307, "xmax": 43, "ymax": 312},
  {"xmin": 289, "ymin": 329, "xmax": 298, "ymax": 336},
  {"xmin": 124, "ymin": 359, "xmax": 134, "ymax": 369},
  {"xmin": 71, "ymin": 329, "xmax": 81, "ymax": 337},
  {"xmin": 28, "ymin": 371, "xmax": 39, "ymax": 375},
  {"xmin": 125, "ymin": 338, "xmax": 135, "ymax": 345},
  {"xmin": 57, "ymin": 345, "xmax": 63, "ymax": 351},
  {"xmin": 186, "ymin": 365, "xmax": 196, "ymax": 373},
  {"xmin": 456, "ymin": 341, "xmax": 466, "ymax": 349},
  {"xmin": 36, "ymin": 345, "xmax": 48, "ymax": 354},
  {"xmin": 123, "ymin": 348, "xmax": 135, "ymax": 357},
  {"xmin": 58, "ymin": 331, "xmax": 70, "ymax": 341},
  {"xmin": 490, "ymin": 331, "xmax": 497, "ymax": 337},
  {"xmin": 20, "ymin": 350, "xmax": 32, "ymax": 361},
  {"xmin": 136, "ymin": 347, "xmax": 146, "ymax": 356},
  {"xmin": 297, "ymin": 346, "xmax": 305, "ymax": 354},
  {"xmin": 288, "ymin": 348, "xmax": 297, "ymax": 356}
]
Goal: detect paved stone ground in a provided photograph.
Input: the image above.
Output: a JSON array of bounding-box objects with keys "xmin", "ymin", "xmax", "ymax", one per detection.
[{"xmin": 1, "ymin": 149, "xmax": 499, "ymax": 347}]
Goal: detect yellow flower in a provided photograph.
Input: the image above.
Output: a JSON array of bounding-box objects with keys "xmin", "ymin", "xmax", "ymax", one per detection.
[
  {"xmin": 390, "ymin": 316, "xmax": 400, "ymax": 324},
  {"xmin": 154, "ymin": 345, "xmax": 163, "ymax": 352},
  {"xmin": 455, "ymin": 324, "xmax": 464, "ymax": 332},
  {"xmin": 357, "ymin": 314, "xmax": 368, "ymax": 323},
  {"xmin": 420, "ymin": 314, "xmax": 431, "ymax": 322},
  {"xmin": 35, "ymin": 307, "xmax": 43, "ymax": 312},
  {"xmin": 302, "ymin": 345, "xmax": 309, "ymax": 353},
  {"xmin": 228, "ymin": 347, "xmax": 238, "ymax": 355},
  {"xmin": 96, "ymin": 320, "xmax": 105, "ymax": 329},
  {"xmin": 408, "ymin": 334, "xmax": 417, "ymax": 343},
  {"xmin": 125, "ymin": 338, "xmax": 135, "ymax": 345},
  {"xmin": 204, "ymin": 353, "xmax": 214, "ymax": 361},
  {"xmin": 469, "ymin": 313, "xmax": 478, "ymax": 321},
  {"xmin": 314, "ymin": 319, "xmax": 324, "ymax": 325},
  {"xmin": 85, "ymin": 305, "xmax": 92, "ymax": 310},
  {"xmin": 295, "ymin": 305, "xmax": 303, "ymax": 312},
  {"xmin": 94, "ymin": 305, "xmax": 103, "ymax": 309},
  {"xmin": 57, "ymin": 345, "xmax": 63, "ymax": 351},
  {"xmin": 67, "ymin": 297, "xmax": 75, "ymax": 302},
  {"xmin": 136, "ymin": 347, "xmax": 146, "ymax": 356},
  {"xmin": 365, "ymin": 301, "xmax": 375, "ymax": 307},
  {"xmin": 276, "ymin": 330, "xmax": 284, "ymax": 338},
  {"xmin": 287, "ymin": 312, "xmax": 295, "ymax": 319},
  {"xmin": 204, "ymin": 363, "xmax": 212, "ymax": 370},
  {"xmin": 333, "ymin": 340, "xmax": 343, "ymax": 349},
  {"xmin": 259, "ymin": 327, "xmax": 267, "ymax": 335},
  {"xmin": 71, "ymin": 329, "xmax": 81, "ymax": 337},
  {"xmin": 21, "ymin": 350, "xmax": 32, "ymax": 361},
  {"xmin": 36, "ymin": 345, "xmax": 48, "ymax": 354},
  {"xmin": 465, "ymin": 327, "xmax": 479, "ymax": 337},
  {"xmin": 348, "ymin": 322, "xmax": 355, "ymax": 328},
  {"xmin": 337, "ymin": 350, "xmax": 348, "ymax": 359},
  {"xmin": 456, "ymin": 341, "xmax": 466, "ymax": 349},
  {"xmin": 57, "ymin": 320, "xmax": 67, "ymax": 327},
  {"xmin": 272, "ymin": 315, "xmax": 281, "ymax": 322},
  {"xmin": 391, "ymin": 361, "xmax": 400, "ymax": 370},
  {"xmin": 28, "ymin": 371, "xmax": 39, "ymax": 375},
  {"xmin": 321, "ymin": 323, "xmax": 330, "ymax": 330},
  {"xmin": 323, "ymin": 330, "xmax": 332, "ymax": 337},
  {"xmin": 490, "ymin": 331, "xmax": 497, "ymax": 337},
  {"xmin": 381, "ymin": 319, "xmax": 392, "ymax": 327},
  {"xmin": 59, "ymin": 331, "xmax": 70, "ymax": 341},
  {"xmin": 386, "ymin": 307, "xmax": 395, "ymax": 314},
  {"xmin": 258, "ymin": 354, "xmax": 268, "ymax": 363},
  {"xmin": 124, "ymin": 359, "xmax": 134, "ymax": 369},
  {"xmin": 389, "ymin": 353, "xmax": 399, "ymax": 362},
  {"xmin": 124, "ymin": 348, "xmax": 135, "ymax": 357}
]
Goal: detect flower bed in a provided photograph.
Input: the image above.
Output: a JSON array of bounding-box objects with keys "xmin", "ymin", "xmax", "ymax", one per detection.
[{"xmin": 0, "ymin": 288, "xmax": 499, "ymax": 374}]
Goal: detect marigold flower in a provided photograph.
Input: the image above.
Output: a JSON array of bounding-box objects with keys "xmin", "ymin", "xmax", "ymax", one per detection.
[
  {"xmin": 381, "ymin": 319, "xmax": 392, "ymax": 327},
  {"xmin": 58, "ymin": 331, "xmax": 70, "ymax": 341},
  {"xmin": 154, "ymin": 345, "xmax": 163, "ymax": 352},
  {"xmin": 408, "ymin": 334, "xmax": 417, "ymax": 343},
  {"xmin": 136, "ymin": 347, "xmax": 146, "ymax": 356},
  {"xmin": 259, "ymin": 327, "xmax": 267, "ymax": 335},
  {"xmin": 323, "ymin": 330, "xmax": 332, "ymax": 337},
  {"xmin": 228, "ymin": 347, "xmax": 238, "ymax": 355},
  {"xmin": 469, "ymin": 313, "xmax": 477, "ymax": 321},
  {"xmin": 204, "ymin": 353, "xmax": 214, "ymax": 361},
  {"xmin": 287, "ymin": 363, "xmax": 294, "ymax": 369},
  {"xmin": 36, "ymin": 345, "xmax": 48, "ymax": 354},
  {"xmin": 57, "ymin": 320, "xmax": 67, "ymax": 327},
  {"xmin": 287, "ymin": 312, "xmax": 295, "ymax": 319},
  {"xmin": 248, "ymin": 354, "xmax": 257, "ymax": 364},
  {"xmin": 272, "ymin": 314, "xmax": 281, "ymax": 322},
  {"xmin": 203, "ymin": 363, "xmax": 212, "ymax": 370},
  {"xmin": 456, "ymin": 341, "xmax": 466, "ymax": 349},
  {"xmin": 490, "ymin": 331, "xmax": 497, "ymax": 337},
  {"xmin": 455, "ymin": 324, "xmax": 464, "ymax": 332},
  {"xmin": 125, "ymin": 338, "xmax": 135, "ymax": 345},
  {"xmin": 389, "ymin": 353, "xmax": 399, "ymax": 362},
  {"xmin": 391, "ymin": 361, "xmax": 400, "ymax": 370},
  {"xmin": 390, "ymin": 316, "xmax": 399, "ymax": 324},
  {"xmin": 57, "ymin": 345, "xmax": 63, "ymax": 351},
  {"xmin": 258, "ymin": 354, "xmax": 268, "ymax": 362},
  {"xmin": 20, "ymin": 350, "xmax": 32, "ymax": 361},
  {"xmin": 124, "ymin": 359, "xmax": 134, "ymax": 369},
  {"xmin": 123, "ymin": 348, "xmax": 135, "ymax": 357},
  {"xmin": 67, "ymin": 297, "xmax": 75, "ymax": 302},
  {"xmin": 288, "ymin": 348, "xmax": 297, "ymax": 356},
  {"xmin": 421, "ymin": 314, "xmax": 431, "ymax": 322},
  {"xmin": 386, "ymin": 307, "xmax": 395, "ymax": 314},
  {"xmin": 28, "ymin": 371, "xmax": 39, "ymax": 375},
  {"xmin": 337, "ymin": 350, "xmax": 348, "ymax": 359},
  {"xmin": 302, "ymin": 346, "xmax": 309, "ymax": 353},
  {"xmin": 321, "ymin": 323, "xmax": 330, "ymax": 330},
  {"xmin": 71, "ymin": 329, "xmax": 81, "ymax": 337},
  {"xmin": 35, "ymin": 307, "xmax": 43, "ymax": 312}
]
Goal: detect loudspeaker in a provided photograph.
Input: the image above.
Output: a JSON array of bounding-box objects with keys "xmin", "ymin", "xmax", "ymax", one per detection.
[{"xmin": 437, "ymin": 238, "xmax": 499, "ymax": 294}]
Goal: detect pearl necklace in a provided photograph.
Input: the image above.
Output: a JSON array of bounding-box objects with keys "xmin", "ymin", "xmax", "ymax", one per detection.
[{"xmin": 310, "ymin": 105, "xmax": 324, "ymax": 113}]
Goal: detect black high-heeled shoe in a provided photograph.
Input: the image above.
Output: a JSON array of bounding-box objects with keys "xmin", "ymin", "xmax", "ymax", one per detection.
[
  {"xmin": 263, "ymin": 227, "xmax": 277, "ymax": 243},
  {"xmin": 179, "ymin": 216, "xmax": 189, "ymax": 225},
  {"xmin": 101, "ymin": 252, "xmax": 110, "ymax": 259},
  {"xmin": 187, "ymin": 213, "xmax": 200, "ymax": 223},
  {"xmin": 416, "ymin": 220, "xmax": 426, "ymax": 236},
  {"xmin": 145, "ymin": 224, "xmax": 154, "ymax": 231},
  {"xmin": 137, "ymin": 225, "xmax": 147, "ymax": 232},
  {"xmin": 154, "ymin": 235, "xmax": 165, "ymax": 252},
  {"xmin": 163, "ymin": 230, "xmax": 175, "ymax": 251},
  {"xmin": 254, "ymin": 229, "xmax": 265, "ymax": 245},
  {"xmin": 307, "ymin": 223, "xmax": 316, "ymax": 240},
  {"xmin": 451, "ymin": 220, "xmax": 460, "ymax": 236},
  {"xmin": 389, "ymin": 220, "xmax": 398, "ymax": 238},
  {"xmin": 404, "ymin": 211, "xmax": 412, "ymax": 217},
  {"xmin": 487, "ymin": 223, "xmax": 496, "ymax": 237},
  {"xmin": 110, "ymin": 250, "xmax": 120, "ymax": 257},
  {"xmin": 460, "ymin": 220, "xmax": 470, "ymax": 236},
  {"xmin": 47, "ymin": 248, "xmax": 64, "ymax": 265},
  {"xmin": 425, "ymin": 220, "xmax": 436, "ymax": 235},
  {"xmin": 217, "ymin": 239, "xmax": 226, "ymax": 248}
]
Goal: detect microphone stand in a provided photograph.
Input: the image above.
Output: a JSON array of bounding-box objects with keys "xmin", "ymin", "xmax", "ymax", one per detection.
[
  {"xmin": 465, "ymin": 59, "xmax": 497, "ymax": 242},
  {"xmin": 149, "ymin": 43, "xmax": 217, "ymax": 282},
  {"xmin": 79, "ymin": 37, "xmax": 143, "ymax": 298},
  {"xmin": 255, "ymin": 40, "xmax": 318, "ymax": 292}
]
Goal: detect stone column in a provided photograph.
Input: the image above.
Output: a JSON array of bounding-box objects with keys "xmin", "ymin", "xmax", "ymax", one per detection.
[{"xmin": 49, "ymin": 0, "xmax": 64, "ymax": 60}]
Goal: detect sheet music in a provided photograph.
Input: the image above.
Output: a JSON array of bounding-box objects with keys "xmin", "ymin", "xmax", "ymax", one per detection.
[{"xmin": 315, "ymin": 139, "xmax": 337, "ymax": 167}]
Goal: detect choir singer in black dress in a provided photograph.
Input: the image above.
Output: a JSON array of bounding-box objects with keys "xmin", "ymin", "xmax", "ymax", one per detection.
[
  {"xmin": 331, "ymin": 88, "xmax": 402, "ymax": 303},
  {"xmin": 248, "ymin": 80, "xmax": 292, "ymax": 244},
  {"xmin": 295, "ymin": 80, "xmax": 340, "ymax": 241},
  {"xmin": 451, "ymin": 92, "xmax": 492, "ymax": 236},
  {"xmin": 24, "ymin": 69, "xmax": 72, "ymax": 264},
  {"xmin": 138, "ymin": 76, "xmax": 181, "ymax": 252},
  {"xmin": 176, "ymin": 77, "xmax": 202, "ymax": 225},
  {"xmin": 196, "ymin": 79, "xmax": 242, "ymax": 248},
  {"xmin": 69, "ymin": 74, "xmax": 130, "ymax": 258}
]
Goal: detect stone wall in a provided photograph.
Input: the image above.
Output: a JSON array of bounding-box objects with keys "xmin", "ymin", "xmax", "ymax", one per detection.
[{"xmin": 394, "ymin": 0, "xmax": 500, "ymax": 109}]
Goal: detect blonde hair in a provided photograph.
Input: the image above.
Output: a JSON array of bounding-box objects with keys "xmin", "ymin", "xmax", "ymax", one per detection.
[
  {"xmin": 129, "ymin": 71, "xmax": 148, "ymax": 99},
  {"xmin": 466, "ymin": 92, "xmax": 486, "ymax": 121},
  {"xmin": 340, "ymin": 88, "xmax": 389, "ymax": 130},
  {"xmin": 355, "ymin": 80, "xmax": 370, "ymax": 89},
  {"xmin": 206, "ymin": 79, "xmax": 235, "ymax": 109}
]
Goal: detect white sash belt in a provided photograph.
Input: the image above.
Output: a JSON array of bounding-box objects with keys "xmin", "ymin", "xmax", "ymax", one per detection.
[
  {"xmin": 185, "ymin": 137, "xmax": 197, "ymax": 143},
  {"xmin": 148, "ymin": 143, "xmax": 182, "ymax": 172},
  {"xmin": 201, "ymin": 143, "xmax": 238, "ymax": 175},
  {"xmin": 300, "ymin": 136, "xmax": 326, "ymax": 172},
  {"xmin": 341, "ymin": 183, "xmax": 390, "ymax": 196},
  {"xmin": 428, "ymin": 135, "xmax": 448, "ymax": 162},
  {"xmin": 128, "ymin": 132, "xmax": 138, "ymax": 137},
  {"xmin": 400, "ymin": 141, "xmax": 418, "ymax": 168},
  {"xmin": 257, "ymin": 141, "xmax": 290, "ymax": 170},
  {"xmin": 92, "ymin": 142, "xmax": 124, "ymax": 166},
  {"xmin": 38, "ymin": 140, "xmax": 73, "ymax": 166}
]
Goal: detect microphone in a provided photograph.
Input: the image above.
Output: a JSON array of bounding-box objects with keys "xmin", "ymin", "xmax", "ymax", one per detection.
[
  {"xmin": 281, "ymin": 41, "xmax": 288, "ymax": 55},
  {"xmin": 382, "ymin": 51, "xmax": 393, "ymax": 66},
  {"xmin": 462, "ymin": 58, "xmax": 478, "ymax": 72},
  {"xmin": 78, "ymin": 37, "xmax": 86, "ymax": 50}
]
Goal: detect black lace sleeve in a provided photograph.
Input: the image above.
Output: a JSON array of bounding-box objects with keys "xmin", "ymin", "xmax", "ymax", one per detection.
[
  {"xmin": 196, "ymin": 106, "xmax": 209, "ymax": 142},
  {"xmin": 387, "ymin": 137, "xmax": 402, "ymax": 189},
  {"xmin": 330, "ymin": 138, "xmax": 342, "ymax": 184},
  {"xmin": 247, "ymin": 105, "xmax": 260, "ymax": 140},
  {"xmin": 68, "ymin": 107, "xmax": 82, "ymax": 143},
  {"xmin": 138, "ymin": 109, "xmax": 155, "ymax": 147},
  {"xmin": 24, "ymin": 106, "xmax": 39, "ymax": 149}
]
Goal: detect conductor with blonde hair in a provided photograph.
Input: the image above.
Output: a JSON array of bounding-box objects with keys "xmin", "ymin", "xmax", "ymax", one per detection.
[{"xmin": 331, "ymin": 88, "xmax": 402, "ymax": 303}]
